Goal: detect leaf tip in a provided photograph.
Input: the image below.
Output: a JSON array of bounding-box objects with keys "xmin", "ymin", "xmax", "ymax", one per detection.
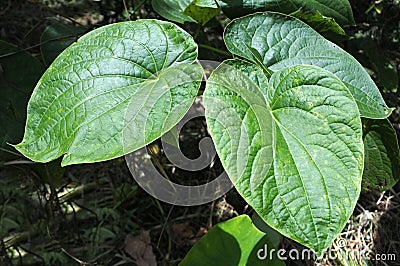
[
  {"xmin": 60, "ymin": 153, "xmax": 74, "ymax": 167},
  {"xmin": 386, "ymin": 107, "xmax": 396, "ymax": 116}
]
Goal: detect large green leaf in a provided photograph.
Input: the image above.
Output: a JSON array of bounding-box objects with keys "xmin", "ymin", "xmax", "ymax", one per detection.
[
  {"xmin": 15, "ymin": 19, "xmax": 202, "ymax": 166},
  {"xmin": 224, "ymin": 12, "xmax": 392, "ymax": 119},
  {"xmin": 362, "ymin": 118, "xmax": 400, "ymax": 191},
  {"xmin": 179, "ymin": 215, "xmax": 284, "ymax": 265},
  {"xmin": 217, "ymin": 0, "xmax": 355, "ymax": 26},
  {"xmin": 0, "ymin": 41, "xmax": 45, "ymax": 160},
  {"xmin": 204, "ymin": 59, "xmax": 364, "ymax": 253}
]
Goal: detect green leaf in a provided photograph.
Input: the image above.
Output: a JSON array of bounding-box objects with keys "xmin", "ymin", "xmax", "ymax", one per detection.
[
  {"xmin": 152, "ymin": 0, "xmax": 219, "ymax": 25},
  {"xmin": 184, "ymin": 0, "xmax": 220, "ymax": 26},
  {"xmin": 204, "ymin": 59, "xmax": 364, "ymax": 253},
  {"xmin": 224, "ymin": 12, "xmax": 392, "ymax": 119},
  {"xmin": 0, "ymin": 41, "xmax": 45, "ymax": 160},
  {"xmin": 348, "ymin": 36, "xmax": 398, "ymax": 93},
  {"xmin": 290, "ymin": 9, "xmax": 345, "ymax": 36},
  {"xmin": 363, "ymin": 43, "xmax": 398, "ymax": 93},
  {"xmin": 15, "ymin": 19, "xmax": 202, "ymax": 166},
  {"xmin": 217, "ymin": 0, "xmax": 355, "ymax": 26},
  {"xmin": 362, "ymin": 118, "xmax": 400, "ymax": 191},
  {"xmin": 151, "ymin": 0, "xmax": 196, "ymax": 24},
  {"xmin": 179, "ymin": 215, "xmax": 284, "ymax": 266},
  {"xmin": 152, "ymin": 0, "xmax": 195, "ymax": 24},
  {"xmin": 40, "ymin": 19, "xmax": 86, "ymax": 66},
  {"xmin": 0, "ymin": 217, "xmax": 20, "ymax": 236},
  {"xmin": 251, "ymin": 213, "xmax": 282, "ymax": 249}
]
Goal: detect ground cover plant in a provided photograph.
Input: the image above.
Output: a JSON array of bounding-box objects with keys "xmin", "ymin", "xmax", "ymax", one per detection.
[{"xmin": 1, "ymin": 0, "xmax": 399, "ymax": 265}]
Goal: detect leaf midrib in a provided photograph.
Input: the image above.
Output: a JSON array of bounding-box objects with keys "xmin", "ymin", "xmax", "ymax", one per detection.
[{"xmin": 273, "ymin": 117, "xmax": 331, "ymax": 248}]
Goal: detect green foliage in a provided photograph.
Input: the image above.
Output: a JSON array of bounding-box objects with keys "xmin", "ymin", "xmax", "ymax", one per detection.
[
  {"xmin": 152, "ymin": 0, "xmax": 220, "ymax": 25},
  {"xmin": 289, "ymin": 9, "xmax": 345, "ymax": 37},
  {"xmin": 152, "ymin": 0, "xmax": 196, "ymax": 24},
  {"xmin": 184, "ymin": 0, "xmax": 220, "ymax": 26},
  {"xmin": 0, "ymin": 161, "xmax": 140, "ymax": 265},
  {"xmin": 362, "ymin": 118, "xmax": 400, "ymax": 191},
  {"xmin": 217, "ymin": 0, "xmax": 355, "ymax": 26},
  {"xmin": 0, "ymin": 41, "xmax": 45, "ymax": 161},
  {"xmin": 347, "ymin": 35, "xmax": 398, "ymax": 93},
  {"xmin": 15, "ymin": 19, "xmax": 202, "ymax": 166},
  {"xmin": 2, "ymin": 0, "xmax": 399, "ymax": 263},
  {"xmin": 179, "ymin": 215, "xmax": 284, "ymax": 265},
  {"xmin": 204, "ymin": 60, "xmax": 363, "ymax": 252},
  {"xmin": 223, "ymin": 12, "xmax": 392, "ymax": 119},
  {"xmin": 40, "ymin": 19, "xmax": 86, "ymax": 66}
]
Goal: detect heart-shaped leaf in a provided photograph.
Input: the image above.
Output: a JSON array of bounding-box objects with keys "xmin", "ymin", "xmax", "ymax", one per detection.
[
  {"xmin": 15, "ymin": 19, "xmax": 202, "ymax": 166},
  {"xmin": 204, "ymin": 59, "xmax": 363, "ymax": 253},
  {"xmin": 217, "ymin": 0, "xmax": 355, "ymax": 26},
  {"xmin": 224, "ymin": 12, "xmax": 392, "ymax": 119},
  {"xmin": 179, "ymin": 215, "xmax": 284, "ymax": 265},
  {"xmin": 362, "ymin": 118, "xmax": 400, "ymax": 191}
]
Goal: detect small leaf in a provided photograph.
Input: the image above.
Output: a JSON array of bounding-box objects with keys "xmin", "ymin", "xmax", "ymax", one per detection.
[
  {"xmin": 290, "ymin": 9, "xmax": 346, "ymax": 36},
  {"xmin": 217, "ymin": 0, "xmax": 355, "ymax": 26},
  {"xmin": 363, "ymin": 42, "xmax": 398, "ymax": 93},
  {"xmin": 184, "ymin": 0, "xmax": 220, "ymax": 26},
  {"xmin": 152, "ymin": 0, "xmax": 196, "ymax": 24},
  {"xmin": 362, "ymin": 118, "xmax": 400, "ymax": 191},
  {"xmin": 348, "ymin": 37, "xmax": 398, "ymax": 93},
  {"xmin": 15, "ymin": 20, "xmax": 202, "ymax": 166},
  {"xmin": 152, "ymin": 0, "xmax": 220, "ymax": 25},
  {"xmin": 40, "ymin": 19, "xmax": 86, "ymax": 66},
  {"xmin": 224, "ymin": 12, "xmax": 392, "ymax": 118},
  {"xmin": 0, "ymin": 41, "xmax": 45, "ymax": 160},
  {"xmin": 179, "ymin": 215, "xmax": 284, "ymax": 265},
  {"xmin": 0, "ymin": 217, "xmax": 20, "ymax": 236},
  {"xmin": 204, "ymin": 60, "xmax": 363, "ymax": 253}
]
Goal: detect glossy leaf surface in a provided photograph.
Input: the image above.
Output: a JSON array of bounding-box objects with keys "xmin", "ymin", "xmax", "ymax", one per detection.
[
  {"xmin": 204, "ymin": 60, "xmax": 364, "ymax": 253},
  {"xmin": 179, "ymin": 215, "xmax": 284, "ymax": 265},
  {"xmin": 16, "ymin": 20, "xmax": 201, "ymax": 166},
  {"xmin": 224, "ymin": 12, "xmax": 392, "ymax": 118}
]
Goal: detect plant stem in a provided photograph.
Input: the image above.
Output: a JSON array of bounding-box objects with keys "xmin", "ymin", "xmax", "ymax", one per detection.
[
  {"xmin": 58, "ymin": 178, "xmax": 108, "ymax": 203},
  {"xmin": 198, "ymin": 43, "xmax": 231, "ymax": 56}
]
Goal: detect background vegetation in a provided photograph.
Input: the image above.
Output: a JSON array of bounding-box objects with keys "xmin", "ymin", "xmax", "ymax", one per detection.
[{"xmin": 0, "ymin": 0, "xmax": 399, "ymax": 265}]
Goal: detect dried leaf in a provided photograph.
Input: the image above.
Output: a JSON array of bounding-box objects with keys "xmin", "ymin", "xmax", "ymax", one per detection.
[
  {"xmin": 171, "ymin": 222, "xmax": 195, "ymax": 246},
  {"xmin": 124, "ymin": 230, "xmax": 157, "ymax": 266}
]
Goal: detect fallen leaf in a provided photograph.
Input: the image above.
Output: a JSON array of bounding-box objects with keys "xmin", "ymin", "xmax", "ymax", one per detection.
[
  {"xmin": 171, "ymin": 222, "xmax": 195, "ymax": 246},
  {"xmin": 124, "ymin": 230, "xmax": 157, "ymax": 266}
]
